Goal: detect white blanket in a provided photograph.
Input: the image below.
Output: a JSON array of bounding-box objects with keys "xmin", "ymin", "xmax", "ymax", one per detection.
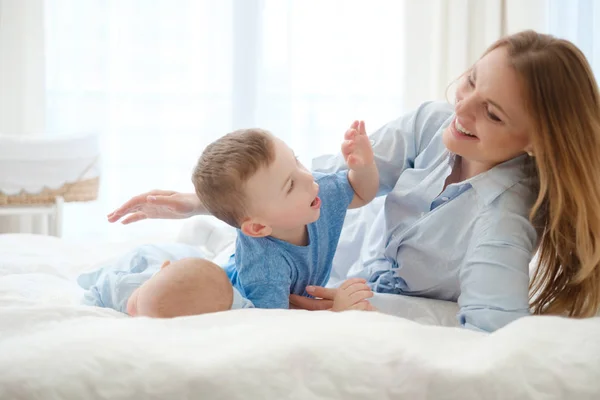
[{"xmin": 1, "ymin": 231, "xmax": 599, "ymax": 399}]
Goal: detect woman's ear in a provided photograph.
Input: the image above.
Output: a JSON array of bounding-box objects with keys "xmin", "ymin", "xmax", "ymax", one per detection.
[
  {"xmin": 240, "ymin": 219, "xmax": 272, "ymax": 238},
  {"xmin": 525, "ymin": 146, "xmax": 534, "ymax": 157}
]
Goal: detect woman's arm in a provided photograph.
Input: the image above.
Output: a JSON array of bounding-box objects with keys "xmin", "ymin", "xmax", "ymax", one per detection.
[
  {"xmin": 312, "ymin": 101, "xmax": 454, "ymax": 196},
  {"xmin": 107, "ymin": 190, "xmax": 207, "ymax": 224},
  {"xmin": 458, "ymin": 211, "xmax": 537, "ymax": 332}
]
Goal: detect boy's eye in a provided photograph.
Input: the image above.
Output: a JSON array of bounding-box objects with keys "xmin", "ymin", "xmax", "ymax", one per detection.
[
  {"xmin": 288, "ymin": 180, "xmax": 294, "ymax": 193},
  {"xmin": 467, "ymin": 74, "xmax": 475, "ymax": 88}
]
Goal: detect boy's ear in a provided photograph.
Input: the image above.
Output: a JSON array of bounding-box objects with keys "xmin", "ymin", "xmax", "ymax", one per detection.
[
  {"xmin": 240, "ymin": 219, "xmax": 272, "ymax": 238},
  {"xmin": 161, "ymin": 260, "xmax": 171, "ymax": 269}
]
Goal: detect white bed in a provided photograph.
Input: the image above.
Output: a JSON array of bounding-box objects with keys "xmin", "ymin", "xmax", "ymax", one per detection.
[{"xmin": 0, "ymin": 217, "xmax": 599, "ymax": 400}]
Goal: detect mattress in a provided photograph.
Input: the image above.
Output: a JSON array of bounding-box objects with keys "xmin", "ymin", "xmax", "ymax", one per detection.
[{"xmin": 0, "ymin": 220, "xmax": 599, "ymax": 399}]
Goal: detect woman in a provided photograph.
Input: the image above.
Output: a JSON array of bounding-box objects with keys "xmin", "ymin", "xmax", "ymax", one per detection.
[{"xmin": 108, "ymin": 31, "xmax": 600, "ymax": 332}]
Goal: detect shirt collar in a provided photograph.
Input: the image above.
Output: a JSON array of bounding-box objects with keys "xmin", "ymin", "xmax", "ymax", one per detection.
[{"xmin": 467, "ymin": 154, "xmax": 532, "ymax": 206}]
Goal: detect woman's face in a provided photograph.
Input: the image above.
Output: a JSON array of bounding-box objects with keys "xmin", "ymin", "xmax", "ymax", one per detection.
[{"xmin": 442, "ymin": 47, "xmax": 533, "ymax": 172}]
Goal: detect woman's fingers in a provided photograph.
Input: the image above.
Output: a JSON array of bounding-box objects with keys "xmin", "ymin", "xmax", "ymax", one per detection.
[
  {"xmin": 146, "ymin": 194, "xmax": 178, "ymax": 209},
  {"xmin": 339, "ymin": 278, "xmax": 367, "ymax": 290},
  {"xmin": 306, "ymin": 285, "xmax": 338, "ymax": 300},
  {"xmin": 350, "ymin": 300, "xmax": 371, "ymax": 311},
  {"xmin": 348, "ymin": 289, "xmax": 374, "ymax": 304},
  {"xmin": 120, "ymin": 212, "xmax": 148, "ymax": 225},
  {"xmin": 289, "ymin": 294, "xmax": 333, "ymax": 310},
  {"xmin": 107, "ymin": 190, "xmax": 175, "ymax": 221},
  {"xmin": 343, "ymin": 282, "xmax": 371, "ymax": 293}
]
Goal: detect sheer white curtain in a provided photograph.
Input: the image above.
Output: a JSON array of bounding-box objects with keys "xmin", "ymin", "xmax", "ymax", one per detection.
[
  {"xmin": 0, "ymin": 0, "xmax": 46, "ymax": 234},
  {"xmin": 43, "ymin": 0, "xmax": 542, "ymax": 241},
  {"xmin": 547, "ymin": 0, "xmax": 600, "ymax": 76},
  {"xmin": 45, "ymin": 0, "xmax": 409, "ymax": 240}
]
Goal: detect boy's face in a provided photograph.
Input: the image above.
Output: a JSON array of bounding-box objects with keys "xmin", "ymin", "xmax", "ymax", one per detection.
[{"xmin": 243, "ymin": 137, "xmax": 321, "ymax": 235}]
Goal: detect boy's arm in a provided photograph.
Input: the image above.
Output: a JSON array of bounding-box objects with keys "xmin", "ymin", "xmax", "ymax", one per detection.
[{"xmin": 342, "ymin": 121, "xmax": 379, "ymax": 209}]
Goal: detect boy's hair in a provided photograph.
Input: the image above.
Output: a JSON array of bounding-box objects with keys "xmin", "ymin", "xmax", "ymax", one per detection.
[{"xmin": 192, "ymin": 128, "xmax": 275, "ymax": 227}]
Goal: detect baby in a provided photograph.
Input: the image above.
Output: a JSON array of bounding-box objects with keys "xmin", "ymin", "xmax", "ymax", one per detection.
[
  {"xmin": 77, "ymin": 243, "xmax": 253, "ymax": 317},
  {"xmin": 192, "ymin": 121, "xmax": 378, "ymax": 310}
]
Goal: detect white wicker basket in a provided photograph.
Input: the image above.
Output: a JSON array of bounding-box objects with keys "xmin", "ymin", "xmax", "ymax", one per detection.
[
  {"xmin": 0, "ymin": 132, "xmax": 100, "ymax": 204},
  {"xmin": 0, "ymin": 132, "xmax": 100, "ymax": 236}
]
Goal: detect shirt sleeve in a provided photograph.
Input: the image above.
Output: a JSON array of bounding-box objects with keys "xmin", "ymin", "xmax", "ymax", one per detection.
[
  {"xmin": 457, "ymin": 210, "xmax": 537, "ymax": 332},
  {"xmin": 242, "ymin": 281, "xmax": 291, "ymax": 309},
  {"xmin": 236, "ymin": 245, "xmax": 293, "ymax": 309},
  {"xmin": 313, "ymin": 171, "xmax": 355, "ymax": 210},
  {"xmin": 311, "ymin": 101, "xmax": 454, "ymax": 196}
]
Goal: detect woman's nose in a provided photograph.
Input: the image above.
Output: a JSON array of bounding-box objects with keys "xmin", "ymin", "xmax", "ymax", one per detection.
[{"xmin": 456, "ymin": 92, "xmax": 477, "ymax": 120}]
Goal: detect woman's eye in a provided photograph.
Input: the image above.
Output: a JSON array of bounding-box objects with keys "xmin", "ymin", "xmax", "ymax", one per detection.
[{"xmin": 487, "ymin": 109, "xmax": 501, "ymax": 122}]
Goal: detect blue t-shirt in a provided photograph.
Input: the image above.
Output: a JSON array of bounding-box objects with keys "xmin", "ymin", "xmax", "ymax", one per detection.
[
  {"xmin": 78, "ymin": 243, "xmax": 253, "ymax": 313},
  {"xmin": 225, "ymin": 171, "xmax": 355, "ymax": 309}
]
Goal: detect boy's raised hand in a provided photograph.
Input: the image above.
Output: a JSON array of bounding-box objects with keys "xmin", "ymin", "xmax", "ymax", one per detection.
[{"xmin": 341, "ymin": 120, "xmax": 374, "ymax": 170}]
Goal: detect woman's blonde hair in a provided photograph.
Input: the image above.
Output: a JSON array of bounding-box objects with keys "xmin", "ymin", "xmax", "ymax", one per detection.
[{"xmin": 482, "ymin": 30, "xmax": 600, "ymax": 317}]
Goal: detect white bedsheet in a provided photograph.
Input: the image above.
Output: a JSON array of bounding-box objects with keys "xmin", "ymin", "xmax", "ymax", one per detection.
[{"xmin": 0, "ymin": 230, "xmax": 599, "ymax": 399}]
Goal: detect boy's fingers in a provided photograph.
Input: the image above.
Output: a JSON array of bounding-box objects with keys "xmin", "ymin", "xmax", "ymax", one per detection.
[
  {"xmin": 344, "ymin": 128, "xmax": 358, "ymax": 140},
  {"xmin": 361, "ymin": 121, "xmax": 367, "ymax": 135},
  {"xmin": 341, "ymin": 140, "xmax": 354, "ymax": 154}
]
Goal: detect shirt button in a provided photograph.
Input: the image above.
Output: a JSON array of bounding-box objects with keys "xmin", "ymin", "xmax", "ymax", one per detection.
[{"xmin": 441, "ymin": 196, "xmax": 449, "ymax": 201}]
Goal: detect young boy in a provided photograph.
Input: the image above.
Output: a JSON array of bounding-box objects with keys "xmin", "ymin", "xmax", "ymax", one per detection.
[
  {"xmin": 77, "ymin": 243, "xmax": 253, "ymax": 317},
  {"xmin": 192, "ymin": 121, "xmax": 378, "ymax": 310}
]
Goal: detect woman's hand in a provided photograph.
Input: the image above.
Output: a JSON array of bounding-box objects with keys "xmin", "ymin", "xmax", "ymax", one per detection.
[
  {"xmin": 331, "ymin": 278, "xmax": 374, "ymax": 311},
  {"xmin": 107, "ymin": 190, "xmax": 203, "ymax": 224},
  {"xmin": 289, "ymin": 285, "xmax": 336, "ymax": 310},
  {"xmin": 289, "ymin": 278, "xmax": 376, "ymax": 311}
]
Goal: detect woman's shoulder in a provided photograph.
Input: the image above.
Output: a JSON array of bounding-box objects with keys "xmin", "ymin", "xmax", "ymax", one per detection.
[
  {"xmin": 412, "ymin": 101, "xmax": 455, "ymax": 129},
  {"xmin": 471, "ymin": 183, "xmax": 537, "ymax": 248},
  {"xmin": 414, "ymin": 101, "xmax": 454, "ymax": 118},
  {"xmin": 387, "ymin": 101, "xmax": 453, "ymax": 134},
  {"xmin": 406, "ymin": 101, "xmax": 454, "ymax": 154}
]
